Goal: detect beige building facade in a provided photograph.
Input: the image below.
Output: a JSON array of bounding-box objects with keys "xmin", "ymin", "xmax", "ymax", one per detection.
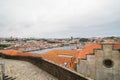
[{"xmin": 77, "ymin": 43, "xmax": 120, "ymax": 80}]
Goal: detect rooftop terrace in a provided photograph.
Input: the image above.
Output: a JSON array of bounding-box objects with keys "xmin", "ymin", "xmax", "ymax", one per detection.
[{"xmin": 1, "ymin": 58, "xmax": 58, "ymax": 80}]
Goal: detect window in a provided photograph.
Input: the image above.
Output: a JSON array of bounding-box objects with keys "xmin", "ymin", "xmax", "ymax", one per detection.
[{"xmin": 103, "ymin": 59, "xmax": 113, "ymax": 68}]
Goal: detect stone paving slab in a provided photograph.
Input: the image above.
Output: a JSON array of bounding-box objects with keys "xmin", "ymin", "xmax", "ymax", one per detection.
[{"xmin": 3, "ymin": 59, "xmax": 58, "ymax": 80}]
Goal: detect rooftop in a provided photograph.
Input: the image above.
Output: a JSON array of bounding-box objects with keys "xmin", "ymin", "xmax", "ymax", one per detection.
[{"xmin": 0, "ymin": 40, "xmax": 120, "ymax": 71}]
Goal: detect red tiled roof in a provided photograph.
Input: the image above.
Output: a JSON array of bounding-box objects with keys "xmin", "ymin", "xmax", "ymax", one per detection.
[
  {"xmin": 75, "ymin": 41, "xmax": 120, "ymax": 62},
  {"xmin": 114, "ymin": 43, "xmax": 120, "ymax": 49},
  {"xmin": 103, "ymin": 40, "xmax": 120, "ymax": 49},
  {"xmin": 75, "ymin": 43, "xmax": 101, "ymax": 62},
  {"xmin": 0, "ymin": 49, "xmax": 76, "ymax": 70},
  {"xmin": 0, "ymin": 49, "xmax": 41, "ymax": 57},
  {"xmin": 41, "ymin": 49, "xmax": 77, "ymax": 70},
  {"xmin": 104, "ymin": 39, "xmax": 115, "ymax": 42}
]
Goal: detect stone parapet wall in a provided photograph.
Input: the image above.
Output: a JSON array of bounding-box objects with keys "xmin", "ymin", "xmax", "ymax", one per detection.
[{"xmin": 0, "ymin": 53, "xmax": 89, "ymax": 80}]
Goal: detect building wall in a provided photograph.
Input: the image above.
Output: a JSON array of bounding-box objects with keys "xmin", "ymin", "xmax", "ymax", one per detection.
[
  {"xmin": 0, "ymin": 64, "xmax": 3, "ymax": 80},
  {"xmin": 0, "ymin": 57, "xmax": 4, "ymax": 80},
  {"xmin": 77, "ymin": 44, "xmax": 120, "ymax": 80}
]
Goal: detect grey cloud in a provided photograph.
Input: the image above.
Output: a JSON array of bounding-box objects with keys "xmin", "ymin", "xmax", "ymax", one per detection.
[{"xmin": 0, "ymin": 0, "xmax": 120, "ymax": 38}]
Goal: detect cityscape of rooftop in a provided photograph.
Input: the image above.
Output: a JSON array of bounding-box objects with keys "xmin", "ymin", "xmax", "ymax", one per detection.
[{"xmin": 0, "ymin": 0, "xmax": 120, "ymax": 80}]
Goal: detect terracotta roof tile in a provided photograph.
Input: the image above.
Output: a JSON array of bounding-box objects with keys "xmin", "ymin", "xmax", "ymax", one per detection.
[
  {"xmin": 41, "ymin": 49, "xmax": 77, "ymax": 70},
  {"xmin": 75, "ymin": 43, "xmax": 101, "ymax": 62},
  {"xmin": 0, "ymin": 49, "xmax": 41, "ymax": 57},
  {"xmin": 75, "ymin": 41, "xmax": 120, "ymax": 62}
]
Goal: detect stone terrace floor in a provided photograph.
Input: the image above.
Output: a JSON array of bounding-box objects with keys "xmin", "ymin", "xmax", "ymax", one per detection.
[{"xmin": 2, "ymin": 58, "xmax": 58, "ymax": 80}]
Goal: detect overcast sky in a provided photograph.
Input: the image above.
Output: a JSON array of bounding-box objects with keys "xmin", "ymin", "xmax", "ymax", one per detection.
[{"xmin": 0, "ymin": 0, "xmax": 120, "ymax": 38}]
